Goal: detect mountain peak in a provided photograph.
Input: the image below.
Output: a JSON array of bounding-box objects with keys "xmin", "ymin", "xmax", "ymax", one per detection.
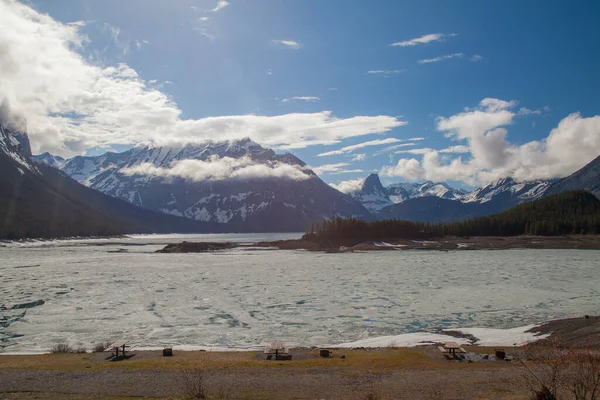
[{"xmin": 362, "ymin": 173, "xmax": 385, "ymax": 194}]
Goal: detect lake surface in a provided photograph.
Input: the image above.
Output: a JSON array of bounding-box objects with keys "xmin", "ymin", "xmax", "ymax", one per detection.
[{"xmin": 1, "ymin": 234, "xmax": 599, "ymax": 353}]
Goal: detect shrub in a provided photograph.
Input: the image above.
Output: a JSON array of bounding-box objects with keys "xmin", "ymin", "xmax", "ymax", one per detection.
[
  {"xmin": 92, "ymin": 340, "xmax": 112, "ymax": 352},
  {"xmin": 50, "ymin": 343, "xmax": 73, "ymax": 353},
  {"xmin": 179, "ymin": 366, "xmax": 206, "ymax": 399}
]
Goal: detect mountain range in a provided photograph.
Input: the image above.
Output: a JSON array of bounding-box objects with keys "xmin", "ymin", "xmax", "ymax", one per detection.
[
  {"xmin": 3, "ymin": 118, "xmax": 598, "ymax": 238},
  {"xmin": 0, "ymin": 121, "xmax": 217, "ymax": 239},
  {"xmin": 32, "ymin": 138, "xmax": 370, "ymax": 232}
]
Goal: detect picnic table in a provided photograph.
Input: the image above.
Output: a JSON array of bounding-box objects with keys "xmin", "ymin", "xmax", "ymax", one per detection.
[
  {"xmin": 264, "ymin": 340, "xmax": 291, "ymax": 360},
  {"xmin": 441, "ymin": 341, "xmax": 466, "ymax": 357},
  {"xmin": 106, "ymin": 340, "xmax": 131, "ymax": 358}
]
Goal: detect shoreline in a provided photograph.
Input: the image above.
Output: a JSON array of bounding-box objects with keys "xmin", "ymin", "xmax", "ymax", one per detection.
[
  {"xmin": 2, "ymin": 315, "xmax": 597, "ymax": 356},
  {"xmin": 156, "ymin": 234, "xmax": 600, "ymax": 253}
]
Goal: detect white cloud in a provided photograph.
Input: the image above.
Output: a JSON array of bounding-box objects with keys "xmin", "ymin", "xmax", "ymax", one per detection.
[
  {"xmin": 329, "ymin": 178, "xmax": 365, "ymax": 193},
  {"xmin": 122, "ymin": 155, "xmax": 310, "ymax": 182},
  {"xmin": 104, "ymin": 23, "xmax": 129, "ymax": 55},
  {"xmin": 518, "ymin": 107, "xmax": 542, "ymax": 116},
  {"xmin": 390, "ymin": 33, "xmax": 454, "ymax": 47},
  {"xmin": 471, "ymin": 54, "xmax": 483, "ymax": 62},
  {"xmin": 0, "ymin": 1, "xmax": 405, "ymax": 157},
  {"xmin": 281, "ymin": 96, "xmax": 320, "ymax": 103},
  {"xmin": 418, "ymin": 53, "xmax": 464, "ymax": 64},
  {"xmin": 380, "ymin": 98, "xmax": 600, "ymax": 185},
  {"xmin": 395, "ymin": 145, "xmax": 470, "ymax": 155},
  {"xmin": 372, "ymin": 138, "xmax": 425, "ymax": 155},
  {"xmin": 366, "ymin": 69, "xmax": 406, "ymax": 76},
  {"xmin": 351, "ymin": 153, "xmax": 367, "ymax": 161},
  {"xmin": 271, "ymin": 40, "xmax": 300, "ymax": 49},
  {"xmin": 311, "ymin": 162, "xmax": 349, "ymax": 175},
  {"xmin": 210, "ymin": 0, "xmax": 230, "ymax": 12},
  {"xmin": 318, "ymin": 138, "xmax": 403, "ymax": 157}
]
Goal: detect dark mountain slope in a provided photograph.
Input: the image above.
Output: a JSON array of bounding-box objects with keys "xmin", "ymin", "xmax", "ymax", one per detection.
[
  {"xmin": 0, "ymin": 124, "xmax": 215, "ymax": 239},
  {"xmin": 545, "ymin": 155, "xmax": 600, "ymax": 199}
]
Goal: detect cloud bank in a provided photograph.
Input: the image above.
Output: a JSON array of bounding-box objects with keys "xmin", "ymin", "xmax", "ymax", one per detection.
[
  {"xmin": 381, "ymin": 98, "xmax": 600, "ymax": 185},
  {"xmin": 0, "ymin": 1, "xmax": 404, "ymax": 156},
  {"xmin": 122, "ymin": 155, "xmax": 311, "ymax": 182}
]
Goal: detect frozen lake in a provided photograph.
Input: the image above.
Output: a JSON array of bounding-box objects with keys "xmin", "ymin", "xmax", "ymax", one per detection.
[{"xmin": 1, "ymin": 234, "xmax": 599, "ymax": 353}]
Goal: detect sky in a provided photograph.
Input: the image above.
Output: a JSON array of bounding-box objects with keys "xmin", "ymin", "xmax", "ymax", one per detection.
[{"xmin": 0, "ymin": 0, "xmax": 599, "ymax": 190}]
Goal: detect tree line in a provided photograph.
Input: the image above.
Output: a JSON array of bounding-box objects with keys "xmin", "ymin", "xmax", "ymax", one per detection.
[{"xmin": 303, "ymin": 190, "xmax": 600, "ymax": 241}]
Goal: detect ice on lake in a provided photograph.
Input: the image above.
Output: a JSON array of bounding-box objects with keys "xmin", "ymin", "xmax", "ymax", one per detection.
[{"xmin": 1, "ymin": 233, "xmax": 599, "ymax": 353}]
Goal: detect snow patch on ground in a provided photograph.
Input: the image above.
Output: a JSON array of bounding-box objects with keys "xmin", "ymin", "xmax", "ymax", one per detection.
[
  {"xmin": 330, "ymin": 325, "xmax": 547, "ymax": 348},
  {"xmin": 447, "ymin": 325, "xmax": 548, "ymax": 346},
  {"xmin": 330, "ymin": 333, "xmax": 470, "ymax": 348}
]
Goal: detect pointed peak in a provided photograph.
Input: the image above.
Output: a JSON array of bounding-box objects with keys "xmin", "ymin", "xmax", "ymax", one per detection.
[{"xmin": 362, "ymin": 173, "xmax": 386, "ymax": 194}]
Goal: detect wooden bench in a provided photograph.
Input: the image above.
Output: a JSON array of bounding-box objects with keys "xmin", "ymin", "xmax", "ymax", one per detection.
[{"xmin": 438, "ymin": 346, "xmax": 448, "ymax": 354}]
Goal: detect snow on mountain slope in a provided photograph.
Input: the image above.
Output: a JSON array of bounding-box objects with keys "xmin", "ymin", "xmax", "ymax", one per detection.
[
  {"xmin": 0, "ymin": 123, "xmax": 37, "ymax": 173},
  {"xmin": 460, "ymin": 177, "xmax": 552, "ymax": 204},
  {"xmin": 347, "ymin": 174, "xmax": 393, "ymax": 213},
  {"xmin": 37, "ymin": 139, "xmax": 371, "ymax": 230},
  {"xmin": 32, "ymin": 152, "xmax": 65, "ymax": 169},
  {"xmin": 385, "ymin": 181, "xmax": 465, "ymax": 203}
]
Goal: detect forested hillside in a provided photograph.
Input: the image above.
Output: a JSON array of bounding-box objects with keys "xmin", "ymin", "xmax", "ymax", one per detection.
[{"xmin": 304, "ymin": 191, "xmax": 600, "ymax": 242}]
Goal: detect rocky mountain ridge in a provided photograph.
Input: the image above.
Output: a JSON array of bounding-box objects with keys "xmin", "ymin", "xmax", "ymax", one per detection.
[{"xmin": 34, "ymin": 139, "xmax": 371, "ymax": 230}]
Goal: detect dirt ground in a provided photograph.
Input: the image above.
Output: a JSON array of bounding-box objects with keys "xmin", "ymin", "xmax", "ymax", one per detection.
[
  {"xmin": 2, "ymin": 317, "xmax": 599, "ymax": 399},
  {"xmin": 0, "ymin": 346, "xmax": 533, "ymax": 399}
]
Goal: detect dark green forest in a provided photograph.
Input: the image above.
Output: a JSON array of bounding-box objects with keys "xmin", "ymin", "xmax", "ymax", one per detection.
[{"xmin": 304, "ymin": 190, "xmax": 600, "ymax": 242}]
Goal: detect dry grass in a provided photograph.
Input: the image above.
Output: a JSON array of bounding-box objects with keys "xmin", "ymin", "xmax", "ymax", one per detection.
[{"xmin": 0, "ymin": 348, "xmax": 535, "ymax": 399}]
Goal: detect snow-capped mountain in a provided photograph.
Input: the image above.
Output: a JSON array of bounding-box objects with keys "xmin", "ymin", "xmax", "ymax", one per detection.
[
  {"xmin": 460, "ymin": 177, "xmax": 553, "ymax": 204},
  {"xmin": 379, "ymin": 176, "xmax": 556, "ymax": 222},
  {"xmin": 35, "ymin": 139, "xmax": 371, "ymax": 230},
  {"xmin": 32, "ymin": 152, "xmax": 65, "ymax": 169},
  {"xmin": 0, "ymin": 122, "xmax": 37, "ymax": 174},
  {"xmin": 386, "ymin": 181, "xmax": 466, "ymax": 204},
  {"xmin": 1, "ymin": 120, "xmax": 213, "ymax": 239},
  {"xmin": 345, "ymin": 175, "xmax": 467, "ymax": 212},
  {"xmin": 347, "ymin": 174, "xmax": 393, "ymax": 212}
]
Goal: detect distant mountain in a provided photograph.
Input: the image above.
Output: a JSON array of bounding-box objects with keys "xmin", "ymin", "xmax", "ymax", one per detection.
[
  {"xmin": 396, "ymin": 181, "xmax": 466, "ymax": 201},
  {"xmin": 32, "ymin": 152, "xmax": 65, "ymax": 169},
  {"xmin": 460, "ymin": 177, "xmax": 552, "ymax": 204},
  {"xmin": 347, "ymin": 174, "xmax": 393, "ymax": 213},
  {"xmin": 378, "ymin": 178, "xmax": 554, "ymax": 223},
  {"xmin": 0, "ymin": 121, "xmax": 215, "ymax": 240},
  {"xmin": 377, "ymin": 196, "xmax": 481, "ymax": 222},
  {"xmin": 344, "ymin": 174, "xmax": 466, "ymax": 212},
  {"xmin": 376, "ymin": 155, "xmax": 600, "ymax": 223},
  {"xmin": 545, "ymin": 155, "xmax": 600, "ymax": 199},
  {"xmin": 36, "ymin": 140, "xmax": 371, "ymax": 231}
]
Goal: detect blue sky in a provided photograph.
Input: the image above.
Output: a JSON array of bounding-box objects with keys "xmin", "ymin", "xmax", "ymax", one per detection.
[{"xmin": 1, "ymin": 0, "xmax": 600, "ymax": 189}]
